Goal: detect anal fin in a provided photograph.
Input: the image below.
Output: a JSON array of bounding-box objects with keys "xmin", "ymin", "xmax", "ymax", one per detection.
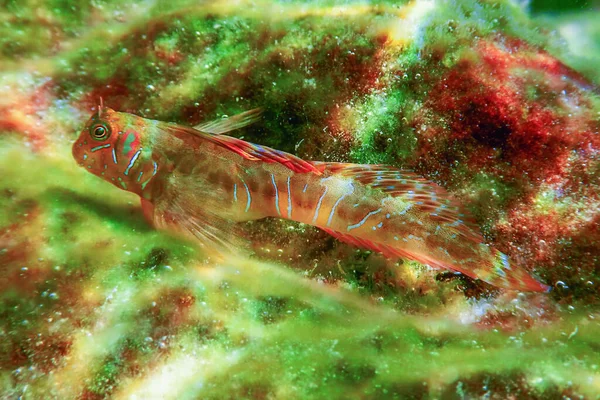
[
  {"xmin": 319, "ymin": 227, "xmax": 549, "ymax": 292},
  {"xmin": 319, "ymin": 227, "xmax": 485, "ymax": 280},
  {"xmin": 320, "ymin": 227, "xmax": 447, "ymax": 270}
]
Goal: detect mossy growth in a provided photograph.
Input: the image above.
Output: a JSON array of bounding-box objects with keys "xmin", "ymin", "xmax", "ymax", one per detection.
[{"xmin": 1, "ymin": 0, "xmax": 600, "ymax": 398}]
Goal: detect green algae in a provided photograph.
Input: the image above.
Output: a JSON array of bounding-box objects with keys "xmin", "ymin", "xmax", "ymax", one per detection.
[
  {"xmin": 537, "ymin": 10, "xmax": 600, "ymax": 85},
  {"xmin": 421, "ymin": 0, "xmax": 551, "ymax": 53},
  {"xmin": 348, "ymin": 90, "xmax": 418, "ymax": 165}
]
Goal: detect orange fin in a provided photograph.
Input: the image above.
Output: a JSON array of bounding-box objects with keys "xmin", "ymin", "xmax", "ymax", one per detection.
[
  {"xmin": 486, "ymin": 249, "xmax": 551, "ymax": 292},
  {"xmin": 321, "ymin": 227, "xmax": 549, "ymax": 292},
  {"xmin": 320, "ymin": 163, "xmax": 483, "ymax": 242},
  {"xmin": 151, "ymin": 177, "xmax": 248, "ymax": 255},
  {"xmin": 141, "ymin": 198, "xmax": 155, "ymax": 226},
  {"xmin": 165, "ymin": 123, "xmax": 322, "ymax": 175},
  {"xmin": 321, "ymin": 227, "xmax": 456, "ymax": 269},
  {"xmin": 320, "ymin": 227, "xmax": 409, "ymax": 259},
  {"xmin": 193, "ymin": 108, "xmax": 263, "ymax": 135}
]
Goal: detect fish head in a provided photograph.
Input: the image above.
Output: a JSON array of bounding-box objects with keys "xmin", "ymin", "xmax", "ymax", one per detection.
[
  {"xmin": 73, "ymin": 106, "xmax": 151, "ymax": 195},
  {"xmin": 73, "ymin": 106, "xmax": 122, "ymax": 174}
]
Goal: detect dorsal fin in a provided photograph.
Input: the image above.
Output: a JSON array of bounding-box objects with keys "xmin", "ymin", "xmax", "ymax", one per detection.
[
  {"xmin": 318, "ymin": 163, "xmax": 484, "ymax": 242},
  {"xmin": 193, "ymin": 108, "xmax": 263, "ymax": 135},
  {"xmin": 164, "ymin": 123, "xmax": 322, "ymax": 175}
]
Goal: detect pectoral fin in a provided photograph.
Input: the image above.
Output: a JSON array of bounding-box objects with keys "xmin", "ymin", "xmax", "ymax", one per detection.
[{"xmin": 151, "ymin": 182, "xmax": 248, "ymax": 256}]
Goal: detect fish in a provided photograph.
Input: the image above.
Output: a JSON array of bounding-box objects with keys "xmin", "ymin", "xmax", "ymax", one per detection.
[{"xmin": 72, "ymin": 105, "xmax": 549, "ymax": 292}]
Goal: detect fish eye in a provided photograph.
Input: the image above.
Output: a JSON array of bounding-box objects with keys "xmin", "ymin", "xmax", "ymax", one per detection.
[{"xmin": 90, "ymin": 123, "xmax": 111, "ymax": 141}]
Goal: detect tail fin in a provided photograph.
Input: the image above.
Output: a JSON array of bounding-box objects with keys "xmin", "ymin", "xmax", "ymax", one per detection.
[
  {"xmin": 318, "ymin": 163, "xmax": 549, "ymax": 292},
  {"xmin": 481, "ymin": 248, "xmax": 550, "ymax": 292}
]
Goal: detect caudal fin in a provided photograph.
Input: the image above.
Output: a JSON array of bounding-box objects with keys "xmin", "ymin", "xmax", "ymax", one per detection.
[
  {"xmin": 317, "ymin": 163, "xmax": 549, "ymax": 292},
  {"xmin": 479, "ymin": 249, "xmax": 550, "ymax": 292}
]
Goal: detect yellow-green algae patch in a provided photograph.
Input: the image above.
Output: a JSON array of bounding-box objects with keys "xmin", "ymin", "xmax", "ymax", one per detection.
[{"xmin": 1, "ymin": 0, "xmax": 600, "ymax": 398}]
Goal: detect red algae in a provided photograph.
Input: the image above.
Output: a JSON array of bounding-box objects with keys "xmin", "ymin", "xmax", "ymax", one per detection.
[
  {"xmin": 81, "ymin": 80, "xmax": 132, "ymax": 116},
  {"xmin": 145, "ymin": 288, "xmax": 198, "ymax": 334},
  {"xmin": 416, "ymin": 38, "xmax": 596, "ymax": 189},
  {"xmin": 0, "ymin": 81, "xmax": 53, "ymax": 151},
  {"xmin": 412, "ymin": 36, "xmax": 600, "ymax": 297},
  {"xmin": 0, "ymin": 205, "xmax": 51, "ymax": 293}
]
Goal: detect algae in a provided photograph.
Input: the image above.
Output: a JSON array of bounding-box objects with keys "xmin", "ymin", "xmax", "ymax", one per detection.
[{"xmin": 1, "ymin": 0, "xmax": 599, "ymax": 398}]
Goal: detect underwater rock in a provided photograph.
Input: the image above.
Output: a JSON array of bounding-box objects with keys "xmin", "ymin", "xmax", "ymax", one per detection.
[
  {"xmin": 0, "ymin": 1, "xmax": 599, "ymax": 398},
  {"xmin": 413, "ymin": 35, "xmax": 600, "ymax": 299}
]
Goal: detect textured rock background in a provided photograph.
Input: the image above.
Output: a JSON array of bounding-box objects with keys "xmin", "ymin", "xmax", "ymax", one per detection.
[{"xmin": 1, "ymin": 0, "xmax": 599, "ymax": 398}]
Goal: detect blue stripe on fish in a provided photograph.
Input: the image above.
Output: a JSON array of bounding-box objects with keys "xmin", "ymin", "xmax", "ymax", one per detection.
[
  {"xmin": 241, "ymin": 179, "xmax": 251, "ymax": 212},
  {"xmin": 141, "ymin": 161, "xmax": 158, "ymax": 190},
  {"xmin": 137, "ymin": 171, "xmax": 143, "ymax": 182},
  {"xmin": 500, "ymin": 252, "xmax": 511, "ymax": 270},
  {"xmin": 91, "ymin": 144, "xmax": 111, "ymax": 152},
  {"xmin": 326, "ymin": 183, "xmax": 354, "ymax": 227},
  {"xmin": 124, "ymin": 150, "xmax": 141, "ymax": 176},
  {"xmin": 303, "ymin": 183, "xmax": 308, "ymax": 193},
  {"xmin": 312, "ymin": 186, "xmax": 328, "ymax": 224},
  {"xmin": 286, "ymin": 176, "xmax": 292, "ymax": 218},
  {"xmin": 271, "ymin": 174, "xmax": 281, "ymax": 216},
  {"xmin": 398, "ymin": 204, "xmax": 413, "ymax": 215},
  {"xmin": 112, "ymin": 148, "xmax": 117, "ymax": 164},
  {"xmin": 233, "ymin": 183, "xmax": 238, "ymax": 202},
  {"xmin": 347, "ymin": 209, "xmax": 381, "ymax": 231},
  {"xmin": 408, "ymin": 234, "xmax": 423, "ymax": 241}
]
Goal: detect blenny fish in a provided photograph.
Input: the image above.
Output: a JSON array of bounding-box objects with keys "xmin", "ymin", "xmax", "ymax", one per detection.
[{"xmin": 72, "ymin": 105, "xmax": 549, "ymax": 292}]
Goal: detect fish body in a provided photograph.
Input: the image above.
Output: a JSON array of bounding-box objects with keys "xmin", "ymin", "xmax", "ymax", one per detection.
[{"xmin": 72, "ymin": 107, "xmax": 549, "ymax": 292}]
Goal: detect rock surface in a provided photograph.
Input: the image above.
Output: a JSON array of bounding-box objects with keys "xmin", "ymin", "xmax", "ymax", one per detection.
[{"xmin": 0, "ymin": 1, "xmax": 599, "ymax": 398}]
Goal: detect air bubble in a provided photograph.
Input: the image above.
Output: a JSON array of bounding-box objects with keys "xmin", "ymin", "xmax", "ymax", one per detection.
[{"xmin": 555, "ymin": 280, "xmax": 568, "ymax": 289}]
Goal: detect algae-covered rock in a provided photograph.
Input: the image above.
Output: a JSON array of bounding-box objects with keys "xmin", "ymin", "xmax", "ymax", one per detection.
[{"xmin": 1, "ymin": 0, "xmax": 599, "ymax": 398}]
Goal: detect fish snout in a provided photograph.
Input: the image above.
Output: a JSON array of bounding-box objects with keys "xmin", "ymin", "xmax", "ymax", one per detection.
[{"xmin": 71, "ymin": 140, "xmax": 86, "ymax": 167}]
